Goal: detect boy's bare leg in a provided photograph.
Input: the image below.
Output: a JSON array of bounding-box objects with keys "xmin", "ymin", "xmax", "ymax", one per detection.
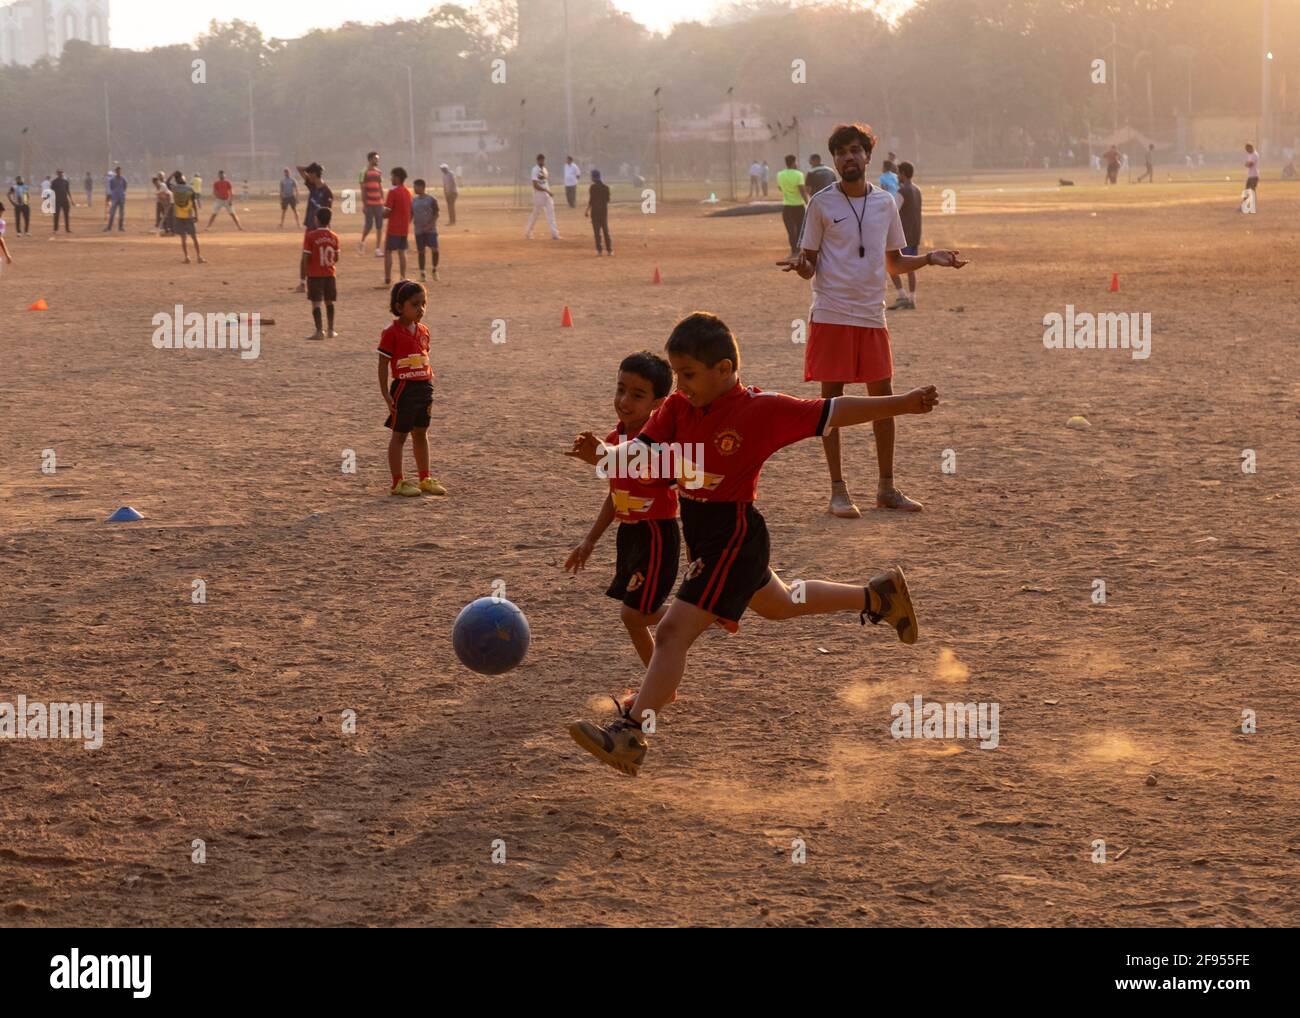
[
  {"xmin": 628, "ymin": 599, "xmax": 717, "ymax": 721},
  {"xmin": 383, "ymin": 249, "xmax": 393, "ymax": 284},
  {"xmin": 749, "ymin": 569, "xmax": 918, "ymax": 643},
  {"xmin": 410, "ymin": 426, "xmax": 430, "ymax": 476},
  {"xmin": 867, "ymin": 377, "xmax": 921, "ymax": 510},
  {"xmin": 398, "ymin": 250, "xmax": 407, "ymax": 280},
  {"xmin": 620, "ymin": 603, "xmax": 665, "ymax": 667},
  {"xmin": 387, "ymin": 431, "xmax": 406, "ymax": 479}
]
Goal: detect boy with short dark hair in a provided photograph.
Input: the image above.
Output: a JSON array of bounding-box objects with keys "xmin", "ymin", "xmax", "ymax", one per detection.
[
  {"xmin": 566, "ymin": 312, "xmax": 938, "ymax": 775},
  {"xmin": 565, "ymin": 351, "xmax": 679, "ymax": 671},
  {"xmin": 302, "ymin": 206, "xmax": 340, "ymax": 340},
  {"xmin": 410, "ymin": 178, "xmax": 440, "ymax": 282},
  {"xmin": 382, "ymin": 167, "xmax": 412, "ymax": 287}
]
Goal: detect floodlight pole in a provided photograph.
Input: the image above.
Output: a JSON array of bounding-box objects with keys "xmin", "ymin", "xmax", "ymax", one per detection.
[{"xmin": 727, "ymin": 86, "xmax": 736, "ymax": 201}]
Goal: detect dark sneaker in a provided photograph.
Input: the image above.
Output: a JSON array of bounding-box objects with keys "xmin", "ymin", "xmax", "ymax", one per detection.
[
  {"xmin": 569, "ymin": 700, "xmax": 648, "ymax": 776},
  {"xmin": 862, "ymin": 566, "xmax": 919, "ymax": 645}
]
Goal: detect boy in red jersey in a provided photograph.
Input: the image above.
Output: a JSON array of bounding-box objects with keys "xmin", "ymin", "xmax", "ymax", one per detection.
[
  {"xmin": 382, "ymin": 167, "xmax": 413, "ymax": 288},
  {"xmin": 301, "ymin": 207, "xmax": 340, "ymax": 340},
  {"xmin": 205, "ymin": 170, "xmax": 243, "ymax": 231},
  {"xmin": 377, "ymin": 281, "xmax": 446, "ymax": 497},
  {"xmin": 566, "ymin": 312, "xmax": 937, "ymax": 775},
  {"xmin": 565, "ymin": 351, "xmax": 681, "ymax": 670}
]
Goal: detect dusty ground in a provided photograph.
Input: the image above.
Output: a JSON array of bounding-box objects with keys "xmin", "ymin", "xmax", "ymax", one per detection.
[{"xmin": 1, "ymin": 173, "xmax": 1297, "ymax": 927}]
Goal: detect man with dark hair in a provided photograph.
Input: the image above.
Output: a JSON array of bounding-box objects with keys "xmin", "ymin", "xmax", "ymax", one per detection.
[
  {"xmin": 51, "ymin": 169, "xmax": 73, "ymax": 232},
  {"xmin": 805, "ymin": 152, "xmax": 836, "ymax": 195},
  {"xmin": 295, "ymin": 163, "xmax": 333, "ymax": 291},
  {"xmin": 778, "ymin": 122, "xmax": 966, "ymax": 518},
  {"xmin": 359, "ymin": 150, "xmax": 385, "ymax": 257},
  {"xmin": 525, "ymin": 153, "xmax": 560, "ymax": 240},
  {"xmin": 891, "ymin": 161, "xmax": 923, "ymax": 309},
  {"xmin": 776, "ymin": 154, "xmax": 808, "ymax": 255},
  {"xmin": 564, "ymin": 155, "xmax": 581, "ymax": 208},
  {"xmin": 585, "ymin": 169, "xmax": 612, "ymax": 255}
]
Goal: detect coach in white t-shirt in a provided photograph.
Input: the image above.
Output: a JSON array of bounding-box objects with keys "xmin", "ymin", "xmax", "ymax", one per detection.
[
  {"xmin": 780, "ymin": 122, "xmax": 967, "ymax": 519},
  {"xmin": 525, "ymin": 153, "xmax": 560, "ymax": 240},
  {"xmin": 563, "ymin": 156, "xmax": 581, "ymax": 208}
]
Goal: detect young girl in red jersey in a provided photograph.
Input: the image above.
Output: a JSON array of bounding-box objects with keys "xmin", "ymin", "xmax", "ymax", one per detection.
[{"xmin": 377, "ymin": 280, "xmax": 446, "ymax": 497}]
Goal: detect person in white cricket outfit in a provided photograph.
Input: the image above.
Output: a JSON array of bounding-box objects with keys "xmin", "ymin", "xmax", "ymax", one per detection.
[
  {"xmin": 563, "ymin": 155, "xmax": 581, "ymax": 208},
  {"xmin": 525, "ymin": 153, "xmax": 560, "ymax": 240}
]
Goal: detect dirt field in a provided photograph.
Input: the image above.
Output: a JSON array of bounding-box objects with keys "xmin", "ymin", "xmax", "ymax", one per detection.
[{"xmin": 2, "ymin": 173, "xmax": 1297, "ymax": 927}]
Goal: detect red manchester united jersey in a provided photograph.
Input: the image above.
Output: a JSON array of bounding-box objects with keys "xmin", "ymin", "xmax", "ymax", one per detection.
[
  {"xmin": 636, "ymin": 383, "xmax": 831, "ymax": 502},
  {"xmin": 302, "ymin": 228, "xmax": 339, "ymax": 277},
  {"xmin": 377, "ymin": 320, "xmax": 433, "ymax": 381},
  {"xmin": 603, "ymin": 422, "xmax": 679, "ymax": 522}
]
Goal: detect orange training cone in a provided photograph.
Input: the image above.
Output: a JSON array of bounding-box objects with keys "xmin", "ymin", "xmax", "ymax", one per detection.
[
  {"xmin": 28, "ymin": 298, "xmax": 48, "ymax": 311},
  {"xmin": 561, "ymin": 305, "xmax": 574, "ymax": 327},
  {"xmin": 652, "ymin": 266, "xmax": 662, "ymax": 284},
  {"xmin": 1108, "ymin": 273, "xmax": 1120, "ymax": 292}
]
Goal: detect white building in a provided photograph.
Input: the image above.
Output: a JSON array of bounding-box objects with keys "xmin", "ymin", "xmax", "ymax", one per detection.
[
  {"xmin": 0, "ymin": 0, "xmax": 109, "ymax": 66},
  {"xmin": 429, "ymin": 104, "xmax": 507, "ymax": 169}
]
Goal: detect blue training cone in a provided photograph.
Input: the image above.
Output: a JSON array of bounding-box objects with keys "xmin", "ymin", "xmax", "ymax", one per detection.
[{"xmin": 105, "ymin": 506, "xmax": 144, "ymax": 522}]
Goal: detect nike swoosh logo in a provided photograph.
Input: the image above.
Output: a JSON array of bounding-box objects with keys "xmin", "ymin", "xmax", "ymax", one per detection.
[{"xmin": 833, "ymin": 217, "xmax": 847, "ymax": 224}]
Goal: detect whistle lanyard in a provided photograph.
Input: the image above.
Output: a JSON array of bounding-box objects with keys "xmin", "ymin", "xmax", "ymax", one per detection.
[{"xmin": 841, "ymin": 183, "xmax": 870, "ymax": 258}]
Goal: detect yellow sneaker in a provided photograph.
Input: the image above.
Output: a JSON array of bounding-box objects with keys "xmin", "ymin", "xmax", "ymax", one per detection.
[
  {"xmin": 419, "ymin": 477, "xmax": 447, "ymax": 495},
  {"xmin": 390, "ymin": 479, "xmax": 421, "ymax": 497}
]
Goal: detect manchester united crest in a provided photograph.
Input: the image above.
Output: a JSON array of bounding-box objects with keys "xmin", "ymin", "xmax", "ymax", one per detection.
[{"xmin": 714, "ymin": 428, "xmax": 743, "ymax": 455}]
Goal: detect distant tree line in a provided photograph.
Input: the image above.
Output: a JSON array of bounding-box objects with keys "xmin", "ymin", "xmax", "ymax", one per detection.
[{"xmin": 1, "ymin": 0, "xmax": 1293, "ymax": 184}]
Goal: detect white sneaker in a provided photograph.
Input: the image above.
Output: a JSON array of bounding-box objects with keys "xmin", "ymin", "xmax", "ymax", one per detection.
[{"xmin": 829, "ymin": 484, "xmax": 861, "ymax": 519}]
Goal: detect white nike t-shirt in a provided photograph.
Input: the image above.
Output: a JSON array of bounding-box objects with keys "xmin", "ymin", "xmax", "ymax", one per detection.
[
  {"xmin": 531, "ymin": 165, "xmax": 551, "ymax": 193},
  {"xmin": 801, "ymin": 183, "xmax": 907, "ymax": 329}
]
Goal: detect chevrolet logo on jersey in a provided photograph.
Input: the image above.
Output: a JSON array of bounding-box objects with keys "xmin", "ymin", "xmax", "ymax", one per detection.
[{"xmin": 612, "ymin": 489, "xmax": 654, "ymax": 515}]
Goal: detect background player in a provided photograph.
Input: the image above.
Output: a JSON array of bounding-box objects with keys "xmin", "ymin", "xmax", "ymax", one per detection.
[{"xmin": 302, "ymin": 206, "xmax": 340, "ymax": 340}]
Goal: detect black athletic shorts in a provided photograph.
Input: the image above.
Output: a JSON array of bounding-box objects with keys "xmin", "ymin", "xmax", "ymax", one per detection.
[
  {"xmin": 306, "ymin": 276, "xmax": 337, "ymax": 303},
  {"xmin": 605, "ymin": 518, "xmax": 680, "ymax": 616},
  {"xmin": 384, "ymin": 378, "xmax": 433, "ymax": 432},
  {"xmin": 676, "ymin": 499, "xmax": 772, "ymax": 632}
]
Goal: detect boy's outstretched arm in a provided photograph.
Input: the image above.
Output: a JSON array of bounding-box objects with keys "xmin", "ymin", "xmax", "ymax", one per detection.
[
  {"xmin": 565, "ymin": 493, "xmax": 615, "ymax": 574},
  {"xmin": 827, "ymin": 386, "xmax": 939, "ymax": 429},
  {"xmin": 565, "ymin": 430, "xmax": 608, "ymax": 466}
]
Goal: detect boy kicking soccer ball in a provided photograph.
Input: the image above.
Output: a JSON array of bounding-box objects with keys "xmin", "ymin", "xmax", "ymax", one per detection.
[
  {"xmin": 566, "ymin": 312, "xmax": 937, "ymax": 776},
  {"xmin": 565, "ymin": 351, "xmax": 681, "ymax": 672}
]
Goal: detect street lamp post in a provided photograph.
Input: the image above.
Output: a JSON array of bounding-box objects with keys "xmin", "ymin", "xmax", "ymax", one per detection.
[
  {"xmin": 405, "ymin": 65, "xmax": 417, "ymax": 173},
  {"xmin": 727, "ymin": 86, "xmax": 736, "ymax": 202}
]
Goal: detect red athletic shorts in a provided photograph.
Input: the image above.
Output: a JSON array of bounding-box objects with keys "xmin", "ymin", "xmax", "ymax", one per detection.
[{"xmin": 805, "ymin": 322, "xmax": 893, "ymax": 383}]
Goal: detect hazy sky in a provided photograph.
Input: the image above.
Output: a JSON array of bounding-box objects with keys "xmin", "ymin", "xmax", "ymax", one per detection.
[
  {"xmin": 107, "ymin": 0, "xmax": 908, "ymax": 50},
  {"xmin": 109, "ymin": 0, "xmax": 723, "ymax": 49}
]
